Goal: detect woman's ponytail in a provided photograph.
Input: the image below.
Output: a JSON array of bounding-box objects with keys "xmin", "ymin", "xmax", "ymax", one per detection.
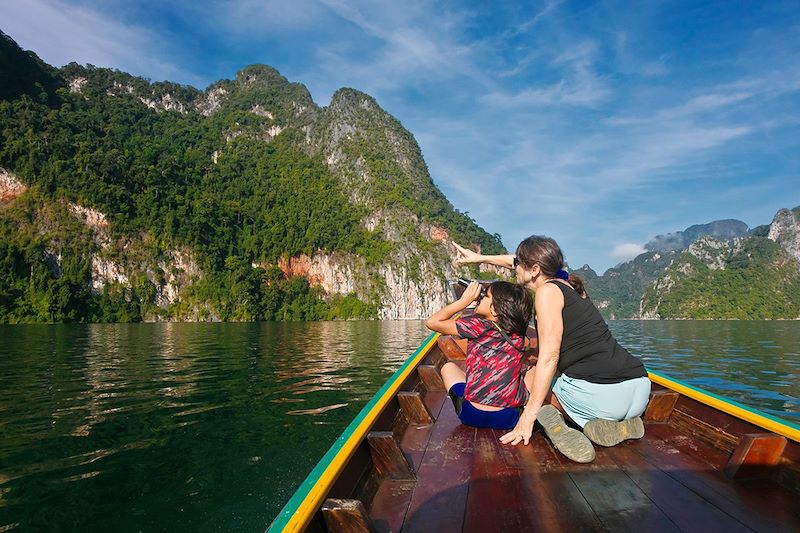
[{"xmin": 567, "ymin": 274, "xmax": 587, "ymax": 298}]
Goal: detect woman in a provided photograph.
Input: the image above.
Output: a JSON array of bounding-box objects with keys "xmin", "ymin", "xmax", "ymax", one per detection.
[{"xmin": 454, "ymin": 236, "xmax": 650, "ymax": 463}]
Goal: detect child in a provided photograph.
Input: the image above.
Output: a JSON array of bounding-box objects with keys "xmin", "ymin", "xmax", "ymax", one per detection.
[{"xmin": 425, "ymin": 280, "xmax": 534, "ymax": 429}]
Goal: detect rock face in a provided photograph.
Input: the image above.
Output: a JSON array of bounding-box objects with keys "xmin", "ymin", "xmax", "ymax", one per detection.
[
  {"xmin": 1, "ymin": 42, "xmax": 508, "ymax": 322},
  {"xmin": 768, "ymin": 208, "xmax": 800, "ymax": 264},
  {"xmin": 685, "ymin": 237, "xmax": 730, "ymax": 270},
  {"xmin": 0, "ymin": 169, "xmax": 27, "ymax": 202},
  {"xmin": 65, "ymin": 201, "xmax": 203, "ymax": 316},
  {"xmin": 638, "ymin": 210, "xmax": 800, "ymax": 319}
]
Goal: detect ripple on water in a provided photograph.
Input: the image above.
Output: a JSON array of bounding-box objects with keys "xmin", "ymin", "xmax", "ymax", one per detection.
[{"xmin": 0, "ymin": 320, "xmax": 797, "ymax": 532}]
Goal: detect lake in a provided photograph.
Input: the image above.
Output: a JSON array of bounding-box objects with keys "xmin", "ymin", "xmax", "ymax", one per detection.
[{"xmin": 0, "ymin": 320, "xmax": 798, "ymax": 531}]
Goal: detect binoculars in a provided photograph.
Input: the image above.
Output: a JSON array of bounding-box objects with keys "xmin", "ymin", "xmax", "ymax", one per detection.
[{"xmin": 455, "ymin": 278, "xmax": 488, "ymax": 301}]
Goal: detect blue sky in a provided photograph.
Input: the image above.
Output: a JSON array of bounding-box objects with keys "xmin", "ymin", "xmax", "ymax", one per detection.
[{"xmin": 2, "ymin": 0, "xmax": 799, "ymax": 272}]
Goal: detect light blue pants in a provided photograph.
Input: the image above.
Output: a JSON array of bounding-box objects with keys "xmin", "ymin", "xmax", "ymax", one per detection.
[{"xmin": 552, "ymin": 374, "xmax": 651, "ymax": 428}]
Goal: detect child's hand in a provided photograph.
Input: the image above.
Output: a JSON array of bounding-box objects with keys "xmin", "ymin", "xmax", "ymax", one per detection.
[{"xmin": 457, "ymin": 281, "xmax": 482, "ymax": 306}]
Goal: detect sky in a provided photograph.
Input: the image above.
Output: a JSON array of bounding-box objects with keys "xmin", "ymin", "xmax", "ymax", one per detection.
[{"xmin": 2, "ymin": 0, "xmax": 799, "ymax": 273}]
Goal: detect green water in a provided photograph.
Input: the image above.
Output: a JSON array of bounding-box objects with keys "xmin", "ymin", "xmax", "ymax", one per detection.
[{"xmin": 0, "ymin": 320, "xmax": 798, "ymax": 531}]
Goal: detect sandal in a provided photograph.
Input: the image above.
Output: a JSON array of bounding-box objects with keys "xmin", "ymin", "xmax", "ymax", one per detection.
[
  {"xmin": 537, "ymin": 405, "xmax": 595, "ymax": 463},
  {"xmin": 583, "ymin": 417, "xmax": 645, "ymax": 447}
]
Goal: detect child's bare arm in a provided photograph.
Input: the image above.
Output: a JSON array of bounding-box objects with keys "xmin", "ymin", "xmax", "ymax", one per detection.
[{"xmin": 425, "ymin": 282, "xmax": 482, "ymax": 335}]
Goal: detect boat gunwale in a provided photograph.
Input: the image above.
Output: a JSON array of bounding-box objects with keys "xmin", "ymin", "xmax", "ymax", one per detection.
[
  {"xmin": 649, "ymin": 370, "xmax": 800, "ymax": 443},
  {"xmin": 269, "ymin": 334, "xmax": 800, "ymax": 531},
  {"xmin": 267, "ymin": 331, "xmax": 440, "ymax": 533}
]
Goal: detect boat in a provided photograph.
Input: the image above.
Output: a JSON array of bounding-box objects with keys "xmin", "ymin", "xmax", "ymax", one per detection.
[{"xmin": 268, "ymin": 320, "xmax": 800, "ymax": 531}]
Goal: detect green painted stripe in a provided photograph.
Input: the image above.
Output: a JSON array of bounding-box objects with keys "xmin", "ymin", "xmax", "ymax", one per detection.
[
  {"xmin": 649, "ymin": 369, "xmax": 800, "ymax": 432},
  {"xmin": 266, "ymin": 331, "xmax": 438, "ymax": 532}
]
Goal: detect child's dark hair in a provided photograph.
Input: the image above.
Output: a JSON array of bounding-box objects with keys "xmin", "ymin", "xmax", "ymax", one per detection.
[{"xmin": 487, "ymin": 281, "xmax": 533, "ymax": 337}]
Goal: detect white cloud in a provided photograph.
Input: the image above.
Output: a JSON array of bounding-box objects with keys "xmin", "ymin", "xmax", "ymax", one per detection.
[
  {"xmin": 2, "ymin": 0, "xmax": 798, "ymax": 274},
  {"xmin": 610, "ymin": 243, "xmax": 646, "ymax": 262}
]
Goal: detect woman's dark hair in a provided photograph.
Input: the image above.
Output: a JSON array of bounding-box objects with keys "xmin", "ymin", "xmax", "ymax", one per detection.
[
  {"xmin": 515, "ymin": 235, "xmax": 587, "ymax": 297},
  {"xmin": 487, "ymin": 281, "xmax": 533, "ymax": 337}
]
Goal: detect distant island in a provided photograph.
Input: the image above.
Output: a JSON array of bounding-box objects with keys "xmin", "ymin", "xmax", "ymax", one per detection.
[
  {"xmin": 576, "ymin": 209, "xmax": 800, "ymax": 319},
  {"xmin": 1, "ymin": 29, "xmax": 799, "ymax": 323}
]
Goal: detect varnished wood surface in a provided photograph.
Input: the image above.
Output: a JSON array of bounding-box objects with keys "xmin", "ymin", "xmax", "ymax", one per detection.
[
  {"xmin": 367, "ymin": 412, "xmax": 800, "ymax": 532},
  {"xmin": 306, "ymin": 344, "xmax": 799, "ymax": 533}
]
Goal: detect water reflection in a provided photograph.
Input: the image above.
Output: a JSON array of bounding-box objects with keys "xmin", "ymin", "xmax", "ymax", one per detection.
[
  {"xmin": 0, "ymin": 320, "xmax": 797, "ymax": 532},
  {"xmin": 610, "ymin": 320, "xmax": 800, "ymax": 421},
  {"xmin": 0, "ymin": 321, "xmax": 430, "ymax": 532}
]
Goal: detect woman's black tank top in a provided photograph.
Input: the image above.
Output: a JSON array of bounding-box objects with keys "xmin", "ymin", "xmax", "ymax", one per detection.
[{"xmin": 546, "ymin": 280, "xmax": 646, "ymax": 384}]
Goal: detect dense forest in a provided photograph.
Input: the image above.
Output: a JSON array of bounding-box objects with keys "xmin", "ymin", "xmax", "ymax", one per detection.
[
  {"xmin": 0, "ymin": 30, "xmax": 502, "ymax": 323},
  {"xmin": 639, "ymin": 228, "xmax": 800, "ymax": 319}
]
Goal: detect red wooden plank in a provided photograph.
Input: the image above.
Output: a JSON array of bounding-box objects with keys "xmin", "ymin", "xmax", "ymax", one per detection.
[
  {"xmin": 437, "ymin": 336, "xmax": 467, "ymax": 360},
  {"xmin": 369, "ymin": 392, "xmax": 448, "ymax": 531},
  {"xmin": 400, "ymin": 398, "xmax": 475, "ymax": 533},
  {"xmin": 566, "ymin": 445, "xmax": 681, "ymax": 531},
  {"xmin": 368, "ymin": 480, "xmax": 415, "ymax": 533},
  {"xmin": 398, "ymin": 391, "xmax": 435, "ymax": 424},
  {"xmin": 644, "ymin": 390, "xmax": 679, "ymax": 423},
  {"xmin": 496, "ymin": 430, "xmax": 564, "ymax": 471},
  {"xmin": 469, "ymin": 429, "xmax": 604, "ymax": 532},
  {"xmin": 367, "ymin": 431, "xmax": 415, "ymax": 479},
  {"xmin": 629, "ymin": 423, "xmax": 800, "ymax": 531},
  {"xmin": 322, "ymin": 498, "xmax": 377, "ymax": 532},
  {"xmin": 606, "ymin": 443, "xmax": 751, "ymax": 532},
  {"xmin": 399, "ymin": 391, "xmax": 447, "ymax": 472},
  {"xmin": 463, "ymin": 429, "xmax": 531, "ymax": 532},
  {"xmin": 724, "ymin": 433, "xmax": 787, "ymax": 480}
]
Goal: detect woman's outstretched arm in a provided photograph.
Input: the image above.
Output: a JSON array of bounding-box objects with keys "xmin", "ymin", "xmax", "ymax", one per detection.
[
  {"xmin": 453, "ymin": 242, "xmax": 515, "ymax": 270},
  {"xmin": 499, "ymin": 283, "xmax": 564, "ymax": 446}
]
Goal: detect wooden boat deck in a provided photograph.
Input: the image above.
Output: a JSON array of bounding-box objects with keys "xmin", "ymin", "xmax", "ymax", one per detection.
[
  {"xmin": 369, "ymin": 390, "xmax": 800, "ymax": 533},
  {"xmin": 271, "ymin": 334, "xmax": 800, "ymax": 532}
]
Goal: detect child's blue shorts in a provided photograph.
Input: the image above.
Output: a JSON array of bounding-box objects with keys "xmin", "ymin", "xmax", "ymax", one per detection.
[{"xmin": 448, "ymin": 382, "xmax": 522, "ymax": 429}]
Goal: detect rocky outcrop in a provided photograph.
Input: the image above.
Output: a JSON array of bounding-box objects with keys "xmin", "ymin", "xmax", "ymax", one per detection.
[
  {"xmin": 377, "ymin": 263, "xmax": 450, "ymax": 319},
  {"xmin": 66, "ymin": 202, "xmax": 202, "ymax": 315},
  {"xmin": 68, "ymin": 77, "xmax": 87, "ymax": 93},
  {"xmin": 277, "ymin": 253, "xmax": 366, "ymax": 296},
  {"xmin": 140, "ymin": 93, "xmax": 187, "ymax": 113},
  {"xmin": 0, "ymin": 169, "xmax": 27, "ymax": 202},
  {"xmin": 196, "ymin": 85, "xmax": 228, "ymax": 116},
  {"xmin": 768, "ymin": 208, "xmax": 800, "ymax": 264},
  {"xmin": 686, "ymin": 236, "xmax": 729, "ymax": 270}
]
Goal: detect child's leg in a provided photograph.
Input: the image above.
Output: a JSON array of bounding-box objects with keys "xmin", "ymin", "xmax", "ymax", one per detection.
[{"xmin": 440, "ymin": 361, "xmax": 466, "ymax": 391}]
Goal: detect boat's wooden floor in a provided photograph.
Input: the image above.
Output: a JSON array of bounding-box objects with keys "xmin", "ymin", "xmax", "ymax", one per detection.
[{"xmin": 368, "ymin": 391, "xmax": 800, "ymax": 533}]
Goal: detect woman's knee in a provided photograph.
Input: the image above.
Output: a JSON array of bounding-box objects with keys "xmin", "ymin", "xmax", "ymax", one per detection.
[{"xmin": 625, "ymin": 378, "xmax": 651, "ymax": 419}]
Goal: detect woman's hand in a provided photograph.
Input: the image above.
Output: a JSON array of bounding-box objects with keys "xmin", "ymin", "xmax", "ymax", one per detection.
[
  {"xmin": 499, "ymin": 409, "xmax": 536, "ymax": 445},
  {"xmin": 457, "ymin": 281, "xmax": 482, "ymax": 306},
  {"xmin": 452, "ymin": 242, "xmax": 483, "ymax": 265},
  {"xmin": 453, "ymin": 242, "xmax": 516, "ymax": 269}
]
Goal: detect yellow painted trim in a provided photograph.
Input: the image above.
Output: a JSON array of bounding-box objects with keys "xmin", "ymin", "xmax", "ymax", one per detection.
[
  {"xmin": 648, "ymin": 371, "xmax": 800, "ymax": 443},
  {"xmin": 281, "ymin": 333, "xmax": 440, "ymax": 532}
]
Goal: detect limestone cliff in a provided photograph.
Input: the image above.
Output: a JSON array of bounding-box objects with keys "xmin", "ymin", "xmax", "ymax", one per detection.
[
  {"xmin": 1, "ymin": 34, "xmax": 505, "ymax": 322},
  {"xmin": 639, "ymin": 212, "xmax": 800, "ymax": 319},
  {"xmin": 768, "ymin": 208, "xmax": 800, "ymax": 264}
]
